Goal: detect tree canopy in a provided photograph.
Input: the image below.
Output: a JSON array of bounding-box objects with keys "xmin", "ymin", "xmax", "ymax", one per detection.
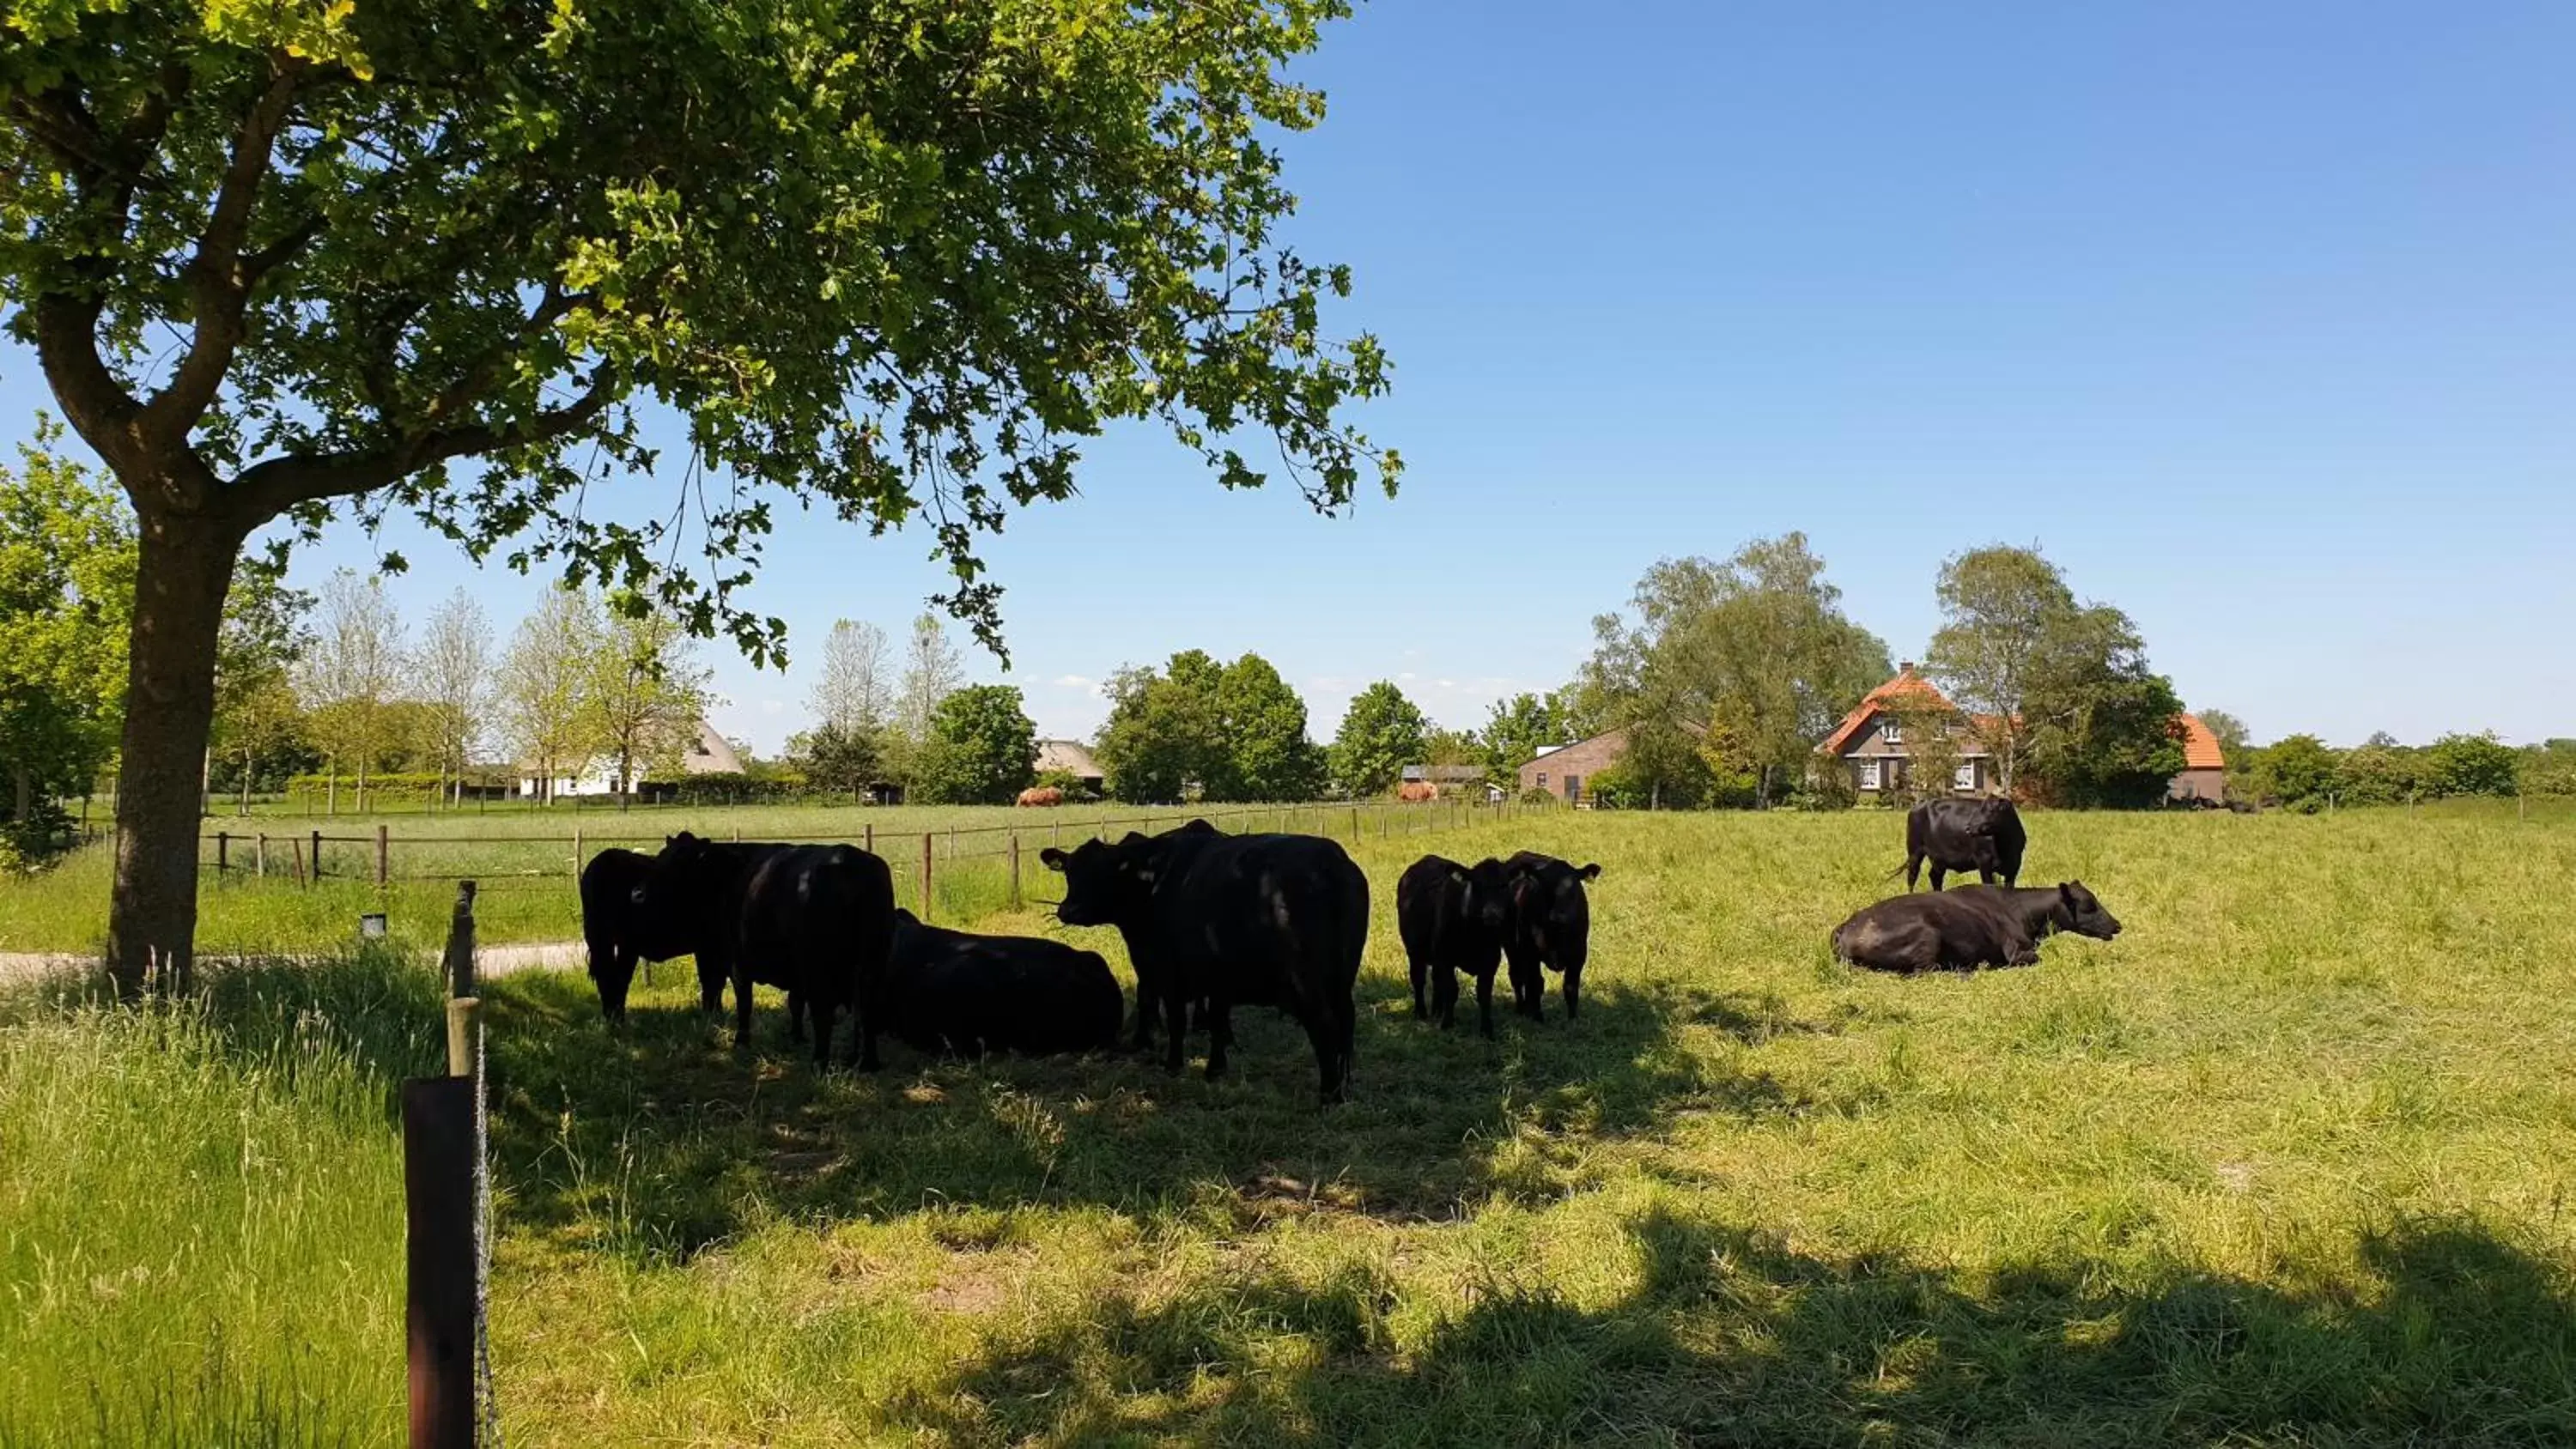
[
  {"xmin": 911, "ymin": 684, "xmax": 1038, "ymax": 805},
  {"xmin": 1329, "ymin": 681, "xmax": 1428, "ymax": 797},
  {"xmin": 1095, "ymin": 649, "xmax": 1321, "ymax": 803},
  {"xmin": 0, "ymin": 420, "xmax": 132, "ymax": 835},
  {"xmin": 3, "ymin": 0, "xmax": 1396, "ymax": 986},
  {"xmin": 1479, "ymin": 692, "xmax": 1562, "ymax": 791},
  {"xmin": 1571, "ymin": 535, "xmax": 1888, "ymax": 805}
]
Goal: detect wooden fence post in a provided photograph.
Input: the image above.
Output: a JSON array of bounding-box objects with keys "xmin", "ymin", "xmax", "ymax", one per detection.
[
  {"xmin": 864, "ymin": 823, "xmax": 874, "ymax": 857},
  {"xmin": 1009, "ymin": 833, "xmax": 1022, "ymax": 911},
  {"xmin": 406, "ymin": 878, "xmax": 482, "ymax": 1449},
  {"xmin": 310, "ymin": 829, "xmax": 323, "ymax": 885},
  {"xmin": 377, "ymin": 824, "xmax": 391, "ymax": 888},
  {"xmin": 255, "ymin": 833, "xmax": 268, "ymax": 879},
  {"xmin": 572, "ymin": 828, "xmax": 583, "ymax": 876},
  {"xmin": 920, "ymin": 833, "xmax": 934, "ymax": 922},
  {"xmin": 216, "ymin": 832, "xmax": 228, "ymax": 880},
  {"xmin": 290, "ymin": 834, "xmax": 307, "ymax": 887},
  {"xmin": 1352, "ymin": 806, "xmax": 1360, "ymax": 842}
]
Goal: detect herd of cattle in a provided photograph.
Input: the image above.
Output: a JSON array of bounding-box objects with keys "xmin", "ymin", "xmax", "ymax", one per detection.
[{"xmin": 577, "ymin": 797, "xmax": 2118, "ymax": 1104}]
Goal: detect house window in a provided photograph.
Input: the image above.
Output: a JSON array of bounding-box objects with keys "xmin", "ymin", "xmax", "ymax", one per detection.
[
  {"xmin": 1954, "ymin": 762, "xmax": 1977, "ymax": 791},
  {"xmin": 1859, "ymin": 760, "xmax": 1881, "ymax": 791},
  {"xmin": 1883, "ymin": 722, "xmax": 1904, "ymax": 745},
  {"xmin": 1537, "ymin": 772, "xmax": 1549, "ymax": 791}
]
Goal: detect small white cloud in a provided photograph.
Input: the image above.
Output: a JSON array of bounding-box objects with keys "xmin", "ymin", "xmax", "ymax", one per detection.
[
  {"xmin": 1437, "ymin": 679, "xmax": 1456, "ymax": 689},
  {"xmin": 1398, "ymin": 670, "xmax": 1420, "ymax": 682},
  {"xmin": 1052, "ymin": 673, "xmax": 1097, "ymax": 693},
  {"xmin": 759, "ymin": 699, "xmax": 786, "ymax": 716}
]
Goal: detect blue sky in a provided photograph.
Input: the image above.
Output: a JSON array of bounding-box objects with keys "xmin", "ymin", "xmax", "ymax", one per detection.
[{"xmin": 5, "ymin": 1, "xmax": 2571, "ymax": 753}]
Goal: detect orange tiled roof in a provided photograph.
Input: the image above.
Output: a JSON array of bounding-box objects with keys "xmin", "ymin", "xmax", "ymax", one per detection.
[
  {"xmin": 1817, "ymin": 665, "xmax": 1959, "ymax": 755},
  {"xmin": 2174, "ymin": 712, "xmax": 2226, "ymax": 770}
]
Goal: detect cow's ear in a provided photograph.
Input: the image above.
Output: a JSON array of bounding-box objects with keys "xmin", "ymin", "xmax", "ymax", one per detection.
[
  {"xmin": 1448, "ymin": 862, "xmax": 1472, "ymax": 885},
  {"xmin": 1579, "ymin": 863, "xmax": 1603, "ymax": 882},
  {"xmin": 2058, "ymin": 882, "xmax": 2077, "ymax": 909},
  {"xmin": 1039, "ymin": 848, "xmax": 1068, "ymax": 873}
]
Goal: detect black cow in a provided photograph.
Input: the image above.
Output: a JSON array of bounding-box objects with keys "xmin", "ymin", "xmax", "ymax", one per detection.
[
  {"xmin": 1502, "ymin": 852, "xmax": 1602, "ymax": 1023},
  {"xmin": 626, "ymin": 831, "xmax": 793, "ymax": 1018},
  {"xmin": 1831, "ymin": 881, "xmax": 2122, "ymax": 973},
  {"xmin": 1396, "ymin": 854, "xmax": 1515, "ymax": 1038},
  {"xmin": 732, "ymin": 844, "xmax": 897, "ymax": 1070},
  {"xmin": 579, "ymin": 846, "xmax": 694, "ymax": 1023},
  {"xmin": 1904, "ymin": 797, "xmax": 2028, "ymax": 890},
  {"xmin": 883, "ymin": 908, "xmax": 1122, "ymax": 1057},
  {"xmin": 1042, "ymin": 822, "xmax": 1365, "ymax": 1103}
]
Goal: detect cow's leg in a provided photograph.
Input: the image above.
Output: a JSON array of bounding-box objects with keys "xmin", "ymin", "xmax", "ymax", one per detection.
[
  {"xmin": 1409, "ymin": 954, "xmax": 1429, "ymax": 1020},
  {"xmin": 1162, "ymin": 988, "xmax": 1189, "ymax": 1077},
  {"xmin": 732, "ymin": 954, "xmax": 756, "ymax": 1051},
  {"xmin": 806, "ymin": 992, "xmax": 838, "ymax": 1070},
  {"xmin": 1562, "ymin": 963, "xmax": 1583, "ymax": 1023},
  {"xmin": 1905, "ymin": 849, "xmax": 1924, "ymax": 891},
  {"xmin": 1507, "ymin": 949, "xmax": 1544, "ymax": 1022},
  {"xmin": 1204, "ymin": 999, "xmax": 1236, "ymax": 1081},
  {"xmin": 1433, "ymin": 961, "xmax": 1460, "ymax": 1030},
  {"xmin": 1929, "ymin": 864, "xmax": 1949, "ymax": 892},
  {"xmin": 1303, "ymin": 1009, "xmax": 1349, "ymax": 1106},
  {"xmin": 1473, "ymin": 967, "xmax": 1496, "ymax": 1040},
  {"xmin": 1129, "ymin": 973, "xmax": 1159, "ymax": 1054},
  {"xmin": 696, "ymin": 953, "xmax": 726, "ymax": 1014}
]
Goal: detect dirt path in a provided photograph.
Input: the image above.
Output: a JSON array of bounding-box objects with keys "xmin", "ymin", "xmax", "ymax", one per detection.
[{"xmin": 0, "ymin": 940, "xmax": 588, "ymax": 986}]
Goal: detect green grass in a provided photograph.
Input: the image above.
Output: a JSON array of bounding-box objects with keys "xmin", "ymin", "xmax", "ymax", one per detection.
[{"xmin": 7, "ymin": 804, "xmax": 2576, "ymax": 1445}]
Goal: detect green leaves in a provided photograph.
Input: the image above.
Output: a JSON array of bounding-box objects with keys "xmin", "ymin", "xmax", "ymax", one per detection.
[
  {"xmin": 3, "ymin": 0, "xmax": 1397, "ymax": 664},
  {"xmin": 1329, "ymin": 680, "xmax": 1426, "ymax": 798},
  {"xmin": 910, "ymin": 682, "xmax": 1036, "ymax": 804},
  {"xmin": 1095, "ymin": 649, "xmax": 1322, "ymax": 804}
]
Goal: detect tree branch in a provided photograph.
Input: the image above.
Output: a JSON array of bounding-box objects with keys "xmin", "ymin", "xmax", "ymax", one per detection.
[
  {"xmin": 140, "ymin": 59, "xmax": 307, "ymax": 449},
  {"xmin": 227, "ymin": 371, "xmax": 620, "ymax": 522}
]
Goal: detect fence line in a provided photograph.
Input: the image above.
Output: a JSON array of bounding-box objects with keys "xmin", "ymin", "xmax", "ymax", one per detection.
[{"xmin": 193, "ymin": 797, "xmax": 1553, "ymax": 920}]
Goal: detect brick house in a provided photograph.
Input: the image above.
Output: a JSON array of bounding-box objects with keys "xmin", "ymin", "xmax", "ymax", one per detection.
[
  {"xmin": 1514, "ymin": 729, "xmax": 1631, "ymax": 804},
  {"xmin": 1818, "ymin": 664, "xmax": 2228, "ymax": 803},
  {"xmin": 1816, "ymin": 664, "xmax": 1999, "ymax": 798}
]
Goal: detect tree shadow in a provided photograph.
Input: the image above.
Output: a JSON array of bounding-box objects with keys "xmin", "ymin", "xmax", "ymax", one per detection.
[
  {"xmin": 896, "ymin": 1210, "xmax": 2576, "ymax": 1446},
  {"xmin": 474, "ymin": 964, "xmax": 1784, "ymax": 1259}
]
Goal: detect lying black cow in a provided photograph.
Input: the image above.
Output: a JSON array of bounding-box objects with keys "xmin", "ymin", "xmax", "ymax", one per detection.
[
  {"xmin": 1904, "ymin": 797, "xmax": 2027, "ymax": 890},
  {"xmin": 579, "ymin": 846, "xmax": 690, "ymax": 1024},
  {"xmin": 733, "ymin": 844, "xmax": 896, "ymax": 1070},
  {"xmin": 1396, "ymin": 854, "xmax": 1515, "ymax": 1037},
  {"xmin": 1502, "ymin": 852, "xmax": 1602, "ymax": 1023},
  {"xmin": 1042, "ymin": 821, "xmax": 1365, "ymax": 1103},
  {"xmin": 883, "ymin": 908, "xmax": 1122, "ymax": 1057},
  {"xmin": 624, "ymin": 830, "xmax": 793, "ymax": 1017},
  {"xmin": 1831, "ymin": 881, "xmax": 2122, "ymax": 973}
]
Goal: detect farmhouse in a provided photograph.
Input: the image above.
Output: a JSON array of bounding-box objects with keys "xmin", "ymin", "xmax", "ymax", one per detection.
[
  {"xmin": 1816, "ymin": 664, "xmax": 2227, "ymax": 803},
  {"xmin": 1400, "ymin": 764, "xmax": 1487, "ymax": 794},
  {"xmin": 1033, "ymin": 739, "xmax": 1107, "ymax": 795},
  {"xmin": 518, "ymin": 718, "xmax": 743, "ymax": 798}
]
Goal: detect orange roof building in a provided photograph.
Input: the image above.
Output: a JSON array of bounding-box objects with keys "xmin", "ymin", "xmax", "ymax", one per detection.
[{"xmin": 1816, "ymin": 664, "xmax": 2228, "ymax": 803}]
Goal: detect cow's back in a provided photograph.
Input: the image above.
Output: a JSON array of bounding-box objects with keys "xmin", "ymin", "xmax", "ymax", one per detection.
[{"xmin": 1157, "ymin": 831, "xmax": 1365, "ymax": 997}]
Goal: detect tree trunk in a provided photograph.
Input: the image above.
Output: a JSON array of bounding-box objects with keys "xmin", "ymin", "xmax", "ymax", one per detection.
[
  {"xmin": 11, "ymin": 765, "xmax": 29, "ymax": 828},
  {"xmin": 104, "ymin": 508, "xmax": 242, "ymax": 998}
]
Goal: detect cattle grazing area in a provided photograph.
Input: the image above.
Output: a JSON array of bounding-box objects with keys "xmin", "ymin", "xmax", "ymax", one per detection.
[{"xmin": 6, "ymin": 805, "xmax": 2576, "ymax": 1445}]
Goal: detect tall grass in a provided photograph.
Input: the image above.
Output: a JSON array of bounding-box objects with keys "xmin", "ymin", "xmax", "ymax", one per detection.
[
  {"xmin": 0, "ymin": 953, "xmax": 440, "ymax": 1446},
  {"xmin": 6, "ymin": 804, "xmax": 2575, "ymax": 1445}
]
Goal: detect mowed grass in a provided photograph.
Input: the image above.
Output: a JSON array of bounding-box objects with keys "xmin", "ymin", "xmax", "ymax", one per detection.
[{"xmin": 7, "ymin": 805, "xmax": 2576, "ymax": 1445}]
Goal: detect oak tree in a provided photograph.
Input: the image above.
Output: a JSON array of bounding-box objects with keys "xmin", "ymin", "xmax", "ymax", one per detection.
[{"xmin": 3, "ymin": 0, "xmax": 1396, "ymax": 991}]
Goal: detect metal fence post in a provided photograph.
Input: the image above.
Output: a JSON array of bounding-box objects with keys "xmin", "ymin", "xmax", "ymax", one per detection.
[{"xmin": 377, "ymin": 824, "xmax": 391, "ymax": 888}]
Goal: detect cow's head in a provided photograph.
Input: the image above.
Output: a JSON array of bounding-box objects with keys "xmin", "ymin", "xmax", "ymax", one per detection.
[
  {"xmin": 2056, "ymin": 882, "xmax": 2121, "ymax": 941},
  {"xmin": 1461, "ymin": 857, "xmax": 1515, "ymax": 936},
  {"xmin": 628, "ymin": 830, "xmax": 717, "ymax": 927},
  {"xmin": 1039, "ymin": 831, "xmax": 1160, "ymax": 927}
]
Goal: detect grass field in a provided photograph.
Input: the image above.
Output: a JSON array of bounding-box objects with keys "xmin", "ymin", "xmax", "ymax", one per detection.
[{"xmin": 7, "ymin": 804, "xmax": 2576, "ymax": 1445}]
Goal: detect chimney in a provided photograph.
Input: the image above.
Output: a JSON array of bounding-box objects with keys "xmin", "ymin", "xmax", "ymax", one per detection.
[{"xmin": 1899, "ymin": 660, "xmax": 1916, "ymax": 674}]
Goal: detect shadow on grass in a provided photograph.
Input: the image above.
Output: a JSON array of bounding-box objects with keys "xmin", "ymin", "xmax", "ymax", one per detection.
[
  {"xmin": 897, "ymin": 1210, "xmax": 2576, "ymax": 1447},
  {"xmin": 474, "ymin": 964, "xmax": 1800, "ymax": 1259}
]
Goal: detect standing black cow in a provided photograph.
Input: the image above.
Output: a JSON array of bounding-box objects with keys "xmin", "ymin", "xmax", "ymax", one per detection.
[
  {"xmin": 732, "ymin": 844, "xmax": 897, "ymax": 1070},
  {"xmin": 1501, "ymin": 852, "xmax": 1602, "ymax": 1023},
  {"xmin": 626, "ymin": 831, "xmax": 794, "ymax": 1019},
  {"xmin": 578, "ymin": 846, "xmax": 691, "ymax": 1024},
  {"xmin": 1831, "ymin": 881, "xmax": 2121, "ymax": 973},
  {"xmin": 1041, "ymin": 823, "xmax": 1365, "ymax": 1103},
  {"xmin": 1904, "ymin": 797, "xmax": 2027, "ymax": 890},
  {"xmin": 1396, "ymin": 854, "xmax": 1515, "ymax": 1038},
  {"xmin": 883, "ymin": 908, "xmax": 1123, "ymax": 1057}
]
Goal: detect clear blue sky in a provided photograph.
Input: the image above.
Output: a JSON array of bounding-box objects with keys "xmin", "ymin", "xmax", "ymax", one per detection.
[{"xmin": 6, "ymin": 1, "xmax": 2571, "ymax": 753}]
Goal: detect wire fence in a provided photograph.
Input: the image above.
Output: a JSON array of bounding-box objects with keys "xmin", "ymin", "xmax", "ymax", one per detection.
[{"xmin": 187, "ymin": 796, "xmax": 1555, "ymax": 922}]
